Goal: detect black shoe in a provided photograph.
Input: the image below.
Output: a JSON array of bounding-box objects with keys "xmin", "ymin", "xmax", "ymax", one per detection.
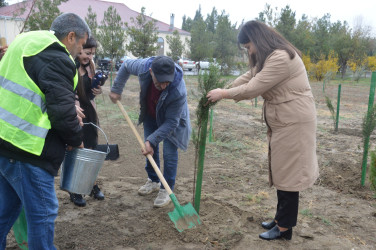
[
  {"xmin": 69, "ymin": 193, "xmax": 86, "ymax": 207},
  {"xmin": 259, "ymin": 225, "xmax": 292, "ymax": 240},
  {"xmin": 261, "ymin": 220, "xmax": 277, "ymax": 230},
  {"xmin": 90, "ymin": 184, "xmax": 104, "ymax": 200}
]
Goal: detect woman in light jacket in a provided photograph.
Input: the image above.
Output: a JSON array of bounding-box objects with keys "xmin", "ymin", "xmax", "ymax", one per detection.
[{"xmin": 207, "ymin": 20, "xmax": 319, "ymax": 241}]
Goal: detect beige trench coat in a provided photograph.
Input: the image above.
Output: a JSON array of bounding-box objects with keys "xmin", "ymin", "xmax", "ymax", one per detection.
[{"xmin": 227, "ymin": 50, "xmax": 319, "ymax": 191}]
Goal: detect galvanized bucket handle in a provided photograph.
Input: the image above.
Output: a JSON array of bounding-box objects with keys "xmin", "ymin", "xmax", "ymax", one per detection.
[{"xmin": 83, "ymin": 122, "xmax": 110, "ymax": 154}]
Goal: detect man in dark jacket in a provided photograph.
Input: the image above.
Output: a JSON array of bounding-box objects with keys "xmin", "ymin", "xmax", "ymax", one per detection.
[
  {"xmin": 0, "ymin": 13, "xmax": 90, "ymax": 249},
  {"xmin": 109, "ymin": 56, "xmax": 191, "ymax": 208}
]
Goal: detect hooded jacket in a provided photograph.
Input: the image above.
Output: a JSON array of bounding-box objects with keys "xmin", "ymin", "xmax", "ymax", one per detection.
[{"xmin": 111, "ymin": 57, "xmax": 191, "ymax": 150}]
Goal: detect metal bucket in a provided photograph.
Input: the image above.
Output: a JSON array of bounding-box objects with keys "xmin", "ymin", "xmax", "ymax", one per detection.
[{"xmin": 60, "ymin": 123, "xmax": 110, "ymax": 195}]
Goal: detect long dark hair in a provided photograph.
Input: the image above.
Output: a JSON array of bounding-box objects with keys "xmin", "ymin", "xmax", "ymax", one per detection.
[
  {"xmin": 237, "ymin": 20, "xmax": 302, "ymax": 73},
  {"xmin": 75, "ymin": 37, "xmax": 99, "ymax": 147},
  {"xmin": 76, "ymin": 36, "xmax": 97, "ymax": 108}
]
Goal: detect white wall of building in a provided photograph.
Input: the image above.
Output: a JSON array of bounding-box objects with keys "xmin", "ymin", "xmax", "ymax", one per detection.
[{"xmin": 0, "ymin": 16, "xmax": 24, "ymax": 45}]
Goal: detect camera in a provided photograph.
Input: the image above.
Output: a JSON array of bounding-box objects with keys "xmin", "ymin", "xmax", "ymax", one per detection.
[{"xmin": 91, "ymin": 70, "xmax": 108, "ymax": 88}]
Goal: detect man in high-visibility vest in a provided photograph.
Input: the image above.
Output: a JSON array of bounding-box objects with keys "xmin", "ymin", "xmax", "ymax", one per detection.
[{"xmin": 0, "ymin": 13, "xmax": 90, "ymax": 249}]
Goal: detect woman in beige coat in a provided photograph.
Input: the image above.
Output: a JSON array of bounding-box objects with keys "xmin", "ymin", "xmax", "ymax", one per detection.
[{"xmin": 207, "ymin": 20, "xmax": 319, "ymax": 241}]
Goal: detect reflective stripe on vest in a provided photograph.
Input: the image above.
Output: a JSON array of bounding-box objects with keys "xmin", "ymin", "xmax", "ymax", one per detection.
[
  {"xmin": 0, "ymin": 30, "xmax": 78, "ymax": 155},
  {"xmin": 0, "ymin": 107, "xmax": 48, "ymax": 138},
  {"xmin": 0, "ymin": 75, "xmax": 47, "ymax": 113}
]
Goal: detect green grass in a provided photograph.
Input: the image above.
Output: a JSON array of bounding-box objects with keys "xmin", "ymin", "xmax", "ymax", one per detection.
[
  {"xmin": 300, "ymin": 209, "xmax": 332, "ymax": 226},
  {"xmin": 300, "ymin": 209, "xmax": 313, "ymax": 217}
]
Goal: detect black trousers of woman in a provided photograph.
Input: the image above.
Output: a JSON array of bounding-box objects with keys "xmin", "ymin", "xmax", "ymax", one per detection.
[{"xmin": 274, "ymin": 190, "xmax": 299, "ymax": 228}]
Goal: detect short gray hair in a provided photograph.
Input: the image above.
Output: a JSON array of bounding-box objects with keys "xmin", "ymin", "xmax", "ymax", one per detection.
[{"xmin": 50, "ymin": 13, "xmax": 91, "ymax": 41}]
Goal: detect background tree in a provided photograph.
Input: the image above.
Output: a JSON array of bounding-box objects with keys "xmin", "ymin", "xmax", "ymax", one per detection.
[
  {"xmin": 126, "ymin": 7, "xmax": 158, "ymax": 58},
  {"xmin": 257, "ymin": 3, "xmax": 278, "ymax": 27},
  {"xmin": 275, "ymin": 5, "xmax": 296, "ymax": 43},
  {"xmin": 23, "ymin": 0, "xmax": 67, "ymax": 31},
  {"xmin": 329, "ymin": 20, "xmax": 353, "ymax": 78},
  {"xmin": 166, "ymin": 30, "xmax": 184, "ymax": 62},
  {"xmin": 181, "ymin": 15, "xmax": 193, "ymax": 32},
  {"xmin": 85, "ymin": 5, "xmax": 98, "ymax": 39},
  {"xmin": 213, "ymin": 12, "xmax": 237, "ymax": 75},
  {"xmin": 189, "ymin": 12, "xmax": 212, "ymax": 64},
  {"xmin": 205, "ymin": 7, "xmax": 218, "ymax": 35},
  {"xmin": 293, "ymin": 15, "xmax": 314, "ymax": 54},
  {"xmin": 311, "ymin": 14, "xmax": 332, "ymax": 61},
  {"xmin": 97, "ymin": 5, "xmax": 126, "ymax": 64},
  {"xmin": 0, "ymin": 0, "xmax": 7, "ymax": 7}
]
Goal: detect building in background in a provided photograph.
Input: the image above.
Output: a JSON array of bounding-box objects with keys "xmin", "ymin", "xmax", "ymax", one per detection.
[{"xmin": 0, "ymin": 0, "xmax": 190, "ymax": 57}]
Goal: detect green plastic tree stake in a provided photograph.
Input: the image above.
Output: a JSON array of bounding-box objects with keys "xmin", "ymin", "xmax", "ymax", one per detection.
[
  {"xmin": 194, "ymin": 107, "xmax": 209, "ymax": 214},
  {"xmin": 208, "ymin": 108, "xmax": 214, "ymax": 142},
  {"xmin": 335, "ymin": 84, "xmax": 341, "ymax": 132},
  {"xmin": 13, "ymin": 207, "xmax": 28, "ymax": 250},
  {"xmin": 361, "ymin": 72, "xmax": 376, "ymax": 186}
]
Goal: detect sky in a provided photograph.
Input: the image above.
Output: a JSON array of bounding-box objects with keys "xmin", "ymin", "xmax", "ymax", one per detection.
[
  {"xmin": 5, "ymin": 0, "xmax": 376, "ymax": 35},
  {"xmin": 116, "ymin": 0, "xmax": 376, "ymax": 34}
]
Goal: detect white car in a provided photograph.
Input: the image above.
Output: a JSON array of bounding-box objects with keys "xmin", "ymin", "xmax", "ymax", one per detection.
[
  {"xmin": 177, "ymin": 58, "xmax": 196, "ymax": 71},
  {"xmin": 196, "ymin": 60, "xmax": 220, "ymax": 70}
]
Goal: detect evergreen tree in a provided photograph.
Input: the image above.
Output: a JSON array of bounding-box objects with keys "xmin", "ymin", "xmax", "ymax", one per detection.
[
  {"xmin": 166, "ymin": 30, "xmax": 184, "ymax": 62},
  {"xmin": 23, "ymin": 0, "xmax": 68, "ymax": 31},
  {"xmin": 126, "ymin": 7, "xmax": 158, "ymax": 58},
  {"xmin": 213, "ymin": 12, "xmax": 237, "ymax": 74},
  {"xmin": 311, "ymin": 14, "xmax": 331, "ymax": 61},
  {"xmin": 189, "ymin": 11, "xmax": 212, "ymax": 63},
  {"xmin": 181, "ymin": 15, "xmax": 193, "ymax": 32},
  {"xmin": 97, "ymin": 5, "xmax": 126, "ymax": 64},
  {"xmin": 275, "ymin": 5, "xmax": 296, "ymax": 43},
  {"xmin": 0, "ymin": 0, "xmax": 7, "ymax": 7},
  {"xmin": 85, "ymin": 5, "xmax": 98, "ymax": 39},
  {"xmin": 329, "ymin": 20, "xmax": 352, "ymax": 78},
  {"xmin": 293, "ymin": 15, "xmax": 314, "ymax": 54},
  {"xmin": 205, "ymin": 7, "xmax": 217, "ymax": 34}
]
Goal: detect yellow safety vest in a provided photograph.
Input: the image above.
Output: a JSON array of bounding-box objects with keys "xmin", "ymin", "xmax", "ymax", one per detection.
[{"xmin": 0, "ymin": 30, "xmax": 78, "ymax": 155}]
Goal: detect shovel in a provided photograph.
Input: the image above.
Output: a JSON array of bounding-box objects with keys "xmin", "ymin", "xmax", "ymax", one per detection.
[{"xmin": 116, "ymin": 100, "xmax": 201, "ymax": 232}]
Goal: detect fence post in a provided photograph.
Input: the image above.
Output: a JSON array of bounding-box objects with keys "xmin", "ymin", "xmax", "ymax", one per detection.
[
  {"xmin": 361, "ymin": 72, "xmax": 376, "ymax": 186},
  {"xmin": 335, "ymin": 84, "xmax": 341, "ymax": 132}
]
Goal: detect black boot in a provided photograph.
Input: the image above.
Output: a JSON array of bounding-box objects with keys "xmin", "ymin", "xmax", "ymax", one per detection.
[
  {"xmin": 91, "ymin": 184, "xmax": 104, "ymax": 200},
  {"xmin": 261, "ymin": 220, "xmax": 277, "ymax": 229},
  {"xmin": 69, "ymin": 193, "xmax": 86, "ymax": 207},
  {"xmin": 259, "ymin": 225, "xmax": 292, "ymax": 240}
]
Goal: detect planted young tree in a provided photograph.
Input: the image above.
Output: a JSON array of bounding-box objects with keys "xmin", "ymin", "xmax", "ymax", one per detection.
[
  {"xmin": 97, "ymin": 5, "xmax": 126, "ymax": 68},
  {"xmin": 166, "ymin": 30, "xmax": 184, "ymax": 62},
  {"xmin": 361, "ymin": 104, "xmax": 376, "ymax": 185},
  {"xmin": 370, "ymin": 151, "xmax": 376, "ymax": 197},
  {"xmin": 325, "ymin": 96, "xmax": 336, "ymax": 131},
  {"xmin": 193, "ymin": 64, "xmax": 225, "ymax": 213},
  {"xmin": 23, "ymin": 0, "xmax": 67, "ymax": 31},
  {"xmin": 126, "ymin": 7, "xmax": 158, "ymax": 58}
]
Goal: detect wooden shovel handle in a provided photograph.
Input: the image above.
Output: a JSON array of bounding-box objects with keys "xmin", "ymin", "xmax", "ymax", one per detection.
[{"xmin": 116, "ymin": 100, "xmax": 173, "ymax": 195}]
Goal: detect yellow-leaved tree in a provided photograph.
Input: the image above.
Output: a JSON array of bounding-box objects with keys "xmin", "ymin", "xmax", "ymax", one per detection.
[
  {"xmin": 366, "ymin": 56, "xmax": 376, "ymax": 72},
  {"xmin": 348, "ymin": 55, "xmax": 367, "ymax": 82},
  {"xmin": 302, "ymin": 53, "xmax": 313, "ymax": 80},
  {"xmin": 311, "ymin": 51, "xmax": 339, "ymax": 81}
]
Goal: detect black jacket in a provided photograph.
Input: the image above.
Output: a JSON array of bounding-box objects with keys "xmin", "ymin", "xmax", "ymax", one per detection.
[{"xmin": 0, "ymin": 43, "xmax": 83, "ymax": 176}]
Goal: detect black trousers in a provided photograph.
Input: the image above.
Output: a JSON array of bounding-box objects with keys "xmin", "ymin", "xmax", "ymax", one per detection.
[{"xmin": 274, "ymin": 190, "xmax": 299, "ymax": 228}]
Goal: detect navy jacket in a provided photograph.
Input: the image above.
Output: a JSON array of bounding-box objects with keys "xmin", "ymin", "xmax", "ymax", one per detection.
[{"xmin": 111, "ymin": 57, "xmax": 191, "ymax": 150}]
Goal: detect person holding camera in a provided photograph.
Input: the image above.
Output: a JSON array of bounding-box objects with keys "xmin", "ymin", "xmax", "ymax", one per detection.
[{"xmin": 68, "ymin": 37, "xmax": 107, "ymax": 207}]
